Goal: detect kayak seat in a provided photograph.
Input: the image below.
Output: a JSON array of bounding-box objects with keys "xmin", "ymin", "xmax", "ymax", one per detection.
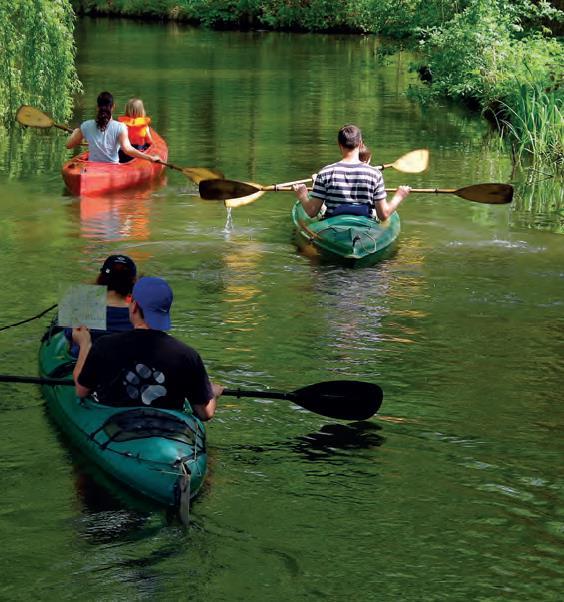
[{"xmin": 98, "ymin": 407, "xmax": 199, "ymax": 448}]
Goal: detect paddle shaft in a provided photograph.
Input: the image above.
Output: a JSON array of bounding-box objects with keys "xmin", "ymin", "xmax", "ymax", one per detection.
[
  {"xmin": 55, "ymin": 123, "xmax": 74, "ymax": 134},
  {"xmin": 260, "ymin": 178, "xmax": 312, "ymax": 191},
  {"xmin": 157, "ymin": 160, "xmax": 186, "ymax": 173},
  {"xmin": 0, "ymin": 375, "xmax": 335, "ymax": 401},
  {"xmin": 223, "ymin": 388, "xmax": 294, "ymax": 401},
  {"xmin": 277, "ymin": 183, "xmax": 513, "ymax": 203},
  {"xmin": 279, "ymin": 186, "xmax": 460, "ymax": 194},
  {"xmin": 0, "ymin": 375, "xmax": 73, "ymax": 386}
]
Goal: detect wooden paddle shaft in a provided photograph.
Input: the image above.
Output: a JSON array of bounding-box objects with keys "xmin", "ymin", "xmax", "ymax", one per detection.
[
  {"xmin": 262, "ymin": 178, "xmax": 312, "ymax": 191},
  {"xmin": 55, "ymin": 123, "xmax": 74, "ymax": 134}
]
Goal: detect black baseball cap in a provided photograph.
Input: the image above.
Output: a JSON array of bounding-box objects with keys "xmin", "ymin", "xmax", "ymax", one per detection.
[{"xmin": 100, "ymin": 254, "xmax": 137, "ymax": 277}]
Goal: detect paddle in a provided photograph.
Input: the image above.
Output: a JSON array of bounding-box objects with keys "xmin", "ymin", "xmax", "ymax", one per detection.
[
  {"xmin": 156, "ymin": 161, "xmax": 224, "ymax": 184},
  {"xmin": 276, "ymin": 183, "xmax": 514, "ymax": 205},
  {"xmin": 199, "ymin": 149, "xmax": 429, "ymax": 205},
  {"xmin": 201, "ymin": 180, "xmax": 513, "ymax": 205},
  {"xmin": 16, "ymin": 105, "xmax": 223, "ymax": 184},
  {"xmin": 0, "ymin": 375, "xmax": 382, "ymax": 421},
  {"xmin": 16, "ymin": 105, "xmax": 74, "ymax": 133},
  {"xmin": 379, "ymin": 149, "xmax": 429, "ymax": 173}
]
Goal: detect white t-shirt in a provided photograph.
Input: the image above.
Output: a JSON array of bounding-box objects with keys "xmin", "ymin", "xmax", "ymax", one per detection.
[{"xmin": 80, "ymin": 118, "xmax": 126, "ymax": 163}]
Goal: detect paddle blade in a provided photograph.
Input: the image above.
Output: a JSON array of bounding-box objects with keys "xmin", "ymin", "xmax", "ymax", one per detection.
[
  {"xmin": 16, "ymin": 105, "xmax": 54, "ymax": 129},
  {"xmin": 457, "ymin": 183, "xmax": 514, "ymax": 204},
  {"xmin": 182, "ymin": 167, "xmax": 225, "ymax": 184},
  {"xmin": 292, "ymin": 380, "xmax": 383, "ymax": 421},
  {"xmin": 391, "ymin": 149, "xmax": 429, "ymax": 173},
  {"xmin": 224, "ymin": 190, "xmax": 266, "ymax": 208},
  {"xmin": 199, "ymin": 179, "xmax": 260, "ymax": 200}
]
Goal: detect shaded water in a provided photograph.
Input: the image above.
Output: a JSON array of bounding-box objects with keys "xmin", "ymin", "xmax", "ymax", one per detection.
[{"xmin": 1, "ymin": 18, "xmax": 563, "ymax": 601}]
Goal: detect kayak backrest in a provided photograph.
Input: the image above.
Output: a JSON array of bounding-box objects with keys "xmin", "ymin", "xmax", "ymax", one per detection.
[{"xmin": 100, "ymin": 407, "xmax": 200, "ymax": 448}]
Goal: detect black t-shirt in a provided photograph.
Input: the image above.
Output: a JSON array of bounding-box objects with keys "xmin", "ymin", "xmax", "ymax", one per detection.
[{"xmin": 78, "ymin": 329, "xmax": 214, "ymax": 410}]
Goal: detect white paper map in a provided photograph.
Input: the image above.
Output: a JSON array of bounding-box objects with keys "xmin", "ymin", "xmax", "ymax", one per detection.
[{"xmin": 58, "ymin": 284, "xmax": 107, "ymax": 330}]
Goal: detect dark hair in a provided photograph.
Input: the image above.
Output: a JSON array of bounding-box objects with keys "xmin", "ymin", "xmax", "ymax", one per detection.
[
  {"xmin": 359, "ymin": 143, "xmax": 372, "ymax": 163},
  {"xmin": 338, "ymin": 124, "xmax": 362, "ymax": 150},
  {"xmin": 95, "ymin": 91, "xmax": 114, "ymax": 132},
  {"xmin": 96, "ymin": 261, "xmax": 136, "ymax": 297}
]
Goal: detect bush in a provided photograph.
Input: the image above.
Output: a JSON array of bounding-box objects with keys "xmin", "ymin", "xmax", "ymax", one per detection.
[{"xmin": 415, "ymin": 0, "xmax": 564, "ymax": 164}]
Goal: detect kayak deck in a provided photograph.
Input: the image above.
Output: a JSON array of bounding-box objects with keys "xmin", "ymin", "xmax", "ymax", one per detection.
[
  {"xmin": 62, "ymin": 130, "xmax": 168, "ymax": 196},
  {"xmin": 291, "ymin": 202, "xmax": 401, "ymax": 265},
  {"xmin": 38, "ymin": 328, "xmax": 207, "ymax": 514}
]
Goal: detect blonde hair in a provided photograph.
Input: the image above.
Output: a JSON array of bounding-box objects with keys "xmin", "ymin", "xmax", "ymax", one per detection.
[{"xmin": 124, "ymin": 98, "xmax": 146, "ymax": 118}]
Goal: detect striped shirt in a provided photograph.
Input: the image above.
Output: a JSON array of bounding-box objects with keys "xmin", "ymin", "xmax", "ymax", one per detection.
[{"xmin": 311, "ymin": 161, "xmax": 387, "ymax": 216}]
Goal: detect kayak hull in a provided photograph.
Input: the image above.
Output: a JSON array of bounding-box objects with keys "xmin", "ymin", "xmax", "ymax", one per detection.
[
  {"xmin": 291, "ymin": 202, "xmax": 401, "ymax": 266},
  {"xmin": 38, "ymin": 329, "xmax": 207, "ymax": 510},
  {"xmin": 62, "ymin": 130, "xmax": 168, "ymax": 196}
]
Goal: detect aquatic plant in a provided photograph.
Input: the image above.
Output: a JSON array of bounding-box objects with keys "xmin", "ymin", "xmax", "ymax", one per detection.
[{"xmin": 498, "ymin": 82, "xmax": 563, "ymax": 168}]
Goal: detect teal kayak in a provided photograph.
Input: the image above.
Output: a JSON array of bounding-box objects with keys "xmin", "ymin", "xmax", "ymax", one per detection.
[
  {"xmin": 38, "ymin": 328, "xmax": 207, "ymax": 516},
  {"xmin": 291, "ymin": 202, "xmax": 401, "ymax": 265}
]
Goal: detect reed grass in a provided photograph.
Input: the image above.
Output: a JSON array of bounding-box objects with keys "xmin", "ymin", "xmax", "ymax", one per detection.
[{"xmin": 497, "ymin": 83, "xmax": 563, "ymax": 169}]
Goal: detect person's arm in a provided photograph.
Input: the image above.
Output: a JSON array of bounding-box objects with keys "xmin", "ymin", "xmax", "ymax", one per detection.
[
  {"xmin": 192, "ymin": 383, "xmax": 223, "ymax": 422},
  {"xmin": 118, "ymin": 128, "xmax": 160, "ymax": 162},
  {"xmin": 374, "ymin": 186, "xmax": 411, "ymax": 221},
  {"xmin": 294, "ymin": 183, "xmax": 323, "ymax": 217},
  {"xmin": 72, "ymin": 326, "xmax": 93, "ymax": 398},
  {"xmin": 66, "ymin": 128, "xmax": 84, "ymax": 149},
  {"xmin": 185, "ymin": 350, "xmax": 223, "ymax": 421}
]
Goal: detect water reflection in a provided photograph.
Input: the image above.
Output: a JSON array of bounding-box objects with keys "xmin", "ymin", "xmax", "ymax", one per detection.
[
  {"xmin": 74, "ymin": 184, "xmax": 165, "ymax": 241},
  {"xmin": 73, "ymin": 468, "xmax": 152, "ymax": 541},
  {"xmin": 218, "ymin": 421, "xmax": 384, "ymax": 463},
  {"xmin": 511, "ymin": 172, "xmax": 564, "ymax": 234},
  {"xmin": 290, "ymin": 421, "xmax": 385, "ymax": 461}
]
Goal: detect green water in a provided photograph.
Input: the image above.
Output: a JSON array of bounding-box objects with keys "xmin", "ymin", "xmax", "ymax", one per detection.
[{"xmin": 1, "ymin": 18, "xmax": 563, "ymax": 601}]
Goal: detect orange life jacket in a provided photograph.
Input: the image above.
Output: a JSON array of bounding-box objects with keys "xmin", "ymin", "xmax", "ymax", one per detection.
[{"xmin": 118, "ymin": 116, "xmax": 152, "ymax": 146}]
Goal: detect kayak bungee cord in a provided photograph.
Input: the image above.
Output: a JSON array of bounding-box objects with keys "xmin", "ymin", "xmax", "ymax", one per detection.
[{"xmin": 0, "ymin": 304, "xmax": 57, "ymax": 332}]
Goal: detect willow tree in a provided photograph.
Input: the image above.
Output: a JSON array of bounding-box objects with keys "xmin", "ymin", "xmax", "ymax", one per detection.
[{"xmin": 0, "ymin": 0, "xmax": 81, "ymax": 125}]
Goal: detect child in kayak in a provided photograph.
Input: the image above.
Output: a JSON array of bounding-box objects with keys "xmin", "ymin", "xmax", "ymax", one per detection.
[
  {"xmin": 66, "ymin": 91, "xmax": 160, "ymax": 164},
  {"xmin": 118, "ymin": 98, "xmax": 153, "ymax": 162},
  {"xmin": 359, "ymin": 143, "xmax": 372, "ymax": 164}
]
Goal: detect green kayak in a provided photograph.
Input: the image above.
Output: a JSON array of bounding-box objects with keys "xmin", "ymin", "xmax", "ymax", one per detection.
[
  {"xmin": 38, "ymin": 327, "xmax": 207, "ymax": 519},
  {"xmin": 291, "ymin": 202, "xmax": 401, "ymax": 265}
]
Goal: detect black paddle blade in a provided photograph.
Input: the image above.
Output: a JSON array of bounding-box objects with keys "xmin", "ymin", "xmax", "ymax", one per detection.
[
  {"xmin": 199, "ymin": 178, "xmax": 259, "ymax": 200},
  {"xmin": 291, "ymin": 380, "xmax": 383, "ymax": 421}
]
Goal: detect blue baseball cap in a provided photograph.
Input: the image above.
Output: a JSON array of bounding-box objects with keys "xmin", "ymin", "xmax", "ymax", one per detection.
[{"xmin": 132, "ymin": 277, "xmax": 173, "ymax": 331}]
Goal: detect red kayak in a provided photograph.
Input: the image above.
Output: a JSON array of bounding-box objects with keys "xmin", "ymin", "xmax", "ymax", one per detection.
[{"xmin": 62, "ymin": 130, "xmax": 168, "ymax": 196}]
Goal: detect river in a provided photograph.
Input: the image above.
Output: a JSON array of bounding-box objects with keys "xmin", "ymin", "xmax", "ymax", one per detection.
[{"xmin": 0, "ymin": 18, "xmax": 562, "ymax": 601}]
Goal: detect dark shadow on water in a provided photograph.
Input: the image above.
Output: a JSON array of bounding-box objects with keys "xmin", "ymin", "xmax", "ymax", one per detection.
[
  {"xmin": 289, "ymin": 421, "xmax": 385, "ymax": 461},
  {"xmin": 221, "ymin": 421, "xmax": 385, "ymax": 463}
]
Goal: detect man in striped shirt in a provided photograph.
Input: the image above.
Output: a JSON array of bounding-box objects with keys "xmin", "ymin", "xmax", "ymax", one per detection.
[{"xmin": 294, "ymin": 124, "xmax": 411, "ymax": 221}]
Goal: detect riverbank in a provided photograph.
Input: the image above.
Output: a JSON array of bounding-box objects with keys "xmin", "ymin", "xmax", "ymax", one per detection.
[{"xmin": 71, "ymin": 0, "xmax": 563, "ymax": 168}]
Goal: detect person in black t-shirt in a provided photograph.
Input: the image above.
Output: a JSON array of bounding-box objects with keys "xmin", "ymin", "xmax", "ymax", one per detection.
[{"xmin": 72, "ymin": 276, "xmax": 223, "ymax": 421}]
